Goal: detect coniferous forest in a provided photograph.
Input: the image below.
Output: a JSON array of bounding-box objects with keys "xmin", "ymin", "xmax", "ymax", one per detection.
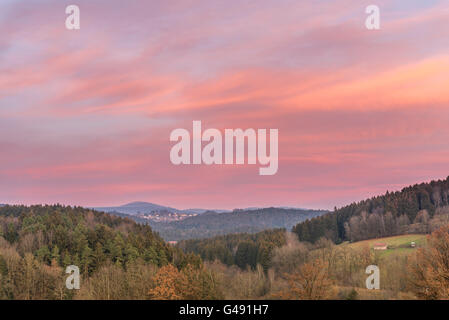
[
  {"xmin": 292, "ymin": 176, "xmax": 449, "ymax": 243},
  {"xmin": 0, "ymin": 205, "xmax": 213, "ymax": 299}
]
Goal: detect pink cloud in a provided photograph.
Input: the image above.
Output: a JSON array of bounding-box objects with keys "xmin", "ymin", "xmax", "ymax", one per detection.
[{"xmin": 1, "ymin": 0, "xmax": 449, "ymax": 209}]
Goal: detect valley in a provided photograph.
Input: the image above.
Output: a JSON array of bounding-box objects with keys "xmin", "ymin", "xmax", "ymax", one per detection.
[{"xmin": 1, "ymin": 176, "xmax": 449, "ymax": 300}]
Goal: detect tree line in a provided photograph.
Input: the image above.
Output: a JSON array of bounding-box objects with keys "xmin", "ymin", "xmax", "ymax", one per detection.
[
  {"xmin": 293, "ymin": 176, "xmax": 449, "ymax": 243},
  {"xmin": 2, "ymin": 202, "xmax": 449, "ymax": 299}
]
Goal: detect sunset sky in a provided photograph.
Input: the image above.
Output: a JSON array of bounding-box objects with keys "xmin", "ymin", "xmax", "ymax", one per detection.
[{"xmin": 1, "ymin": 0, "xmax": 448, "ymax": 210}]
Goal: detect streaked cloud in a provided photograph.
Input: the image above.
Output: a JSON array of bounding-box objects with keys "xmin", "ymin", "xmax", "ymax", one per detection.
[{"xmin": 0, "ymin": 0, "xmax": 448, "ymax": 209}]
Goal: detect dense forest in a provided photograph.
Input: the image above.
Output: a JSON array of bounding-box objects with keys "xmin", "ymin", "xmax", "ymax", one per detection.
[
  {"xmin": 2, "ymin": 177, "xmax": 449, "ymax": 300},
  {"xmin": 0, "ymin": 205, "xmax": 172, "ymax": 269},
  {"xmin": 0, "ymin": 205, "xmax": 217, "ymax": 299},
  {"xmin": 293, "ymin": 176, "xmax": 449, "ymax": 243},
  {"xmin": 151, "ymin": 208, "xmax": 327, "ymax": 241},
  {"xmin": 178, "ymin": 229, "xmax": 286, "ymax": 271}
]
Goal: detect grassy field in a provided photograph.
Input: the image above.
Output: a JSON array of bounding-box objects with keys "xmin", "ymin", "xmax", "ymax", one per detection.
[{"xmin": 340, "ymin": 234, "xmax": 427, "ymax": 258}]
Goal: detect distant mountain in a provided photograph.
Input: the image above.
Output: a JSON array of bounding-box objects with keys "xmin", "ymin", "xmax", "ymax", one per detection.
[
  {"xmin": 93, "ymin": 202, "xmax": 327, "ymax": 241},
  {"xmin": 149, "ymin": 207, "xmax": 328, "ymax": 241},
  {"xmin": 93, "ymin": 202, "xmax": 228, "ymax": 215},
  {"xmin": 93, "ymin": 201, "xmax": 180, "ymax": 215}
]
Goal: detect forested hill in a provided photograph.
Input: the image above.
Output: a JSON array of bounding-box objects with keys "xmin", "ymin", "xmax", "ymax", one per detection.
[
  {"xmin": 0, "ymin": 205, "xmax": 173, "ymax": 273},
  {"xmin": 293, "ymin": 176, "xmax": 449, "ymax": 244},
  {"xmin": 0, "ymin": 205, "xmax": 225, "ymax": 299},
  {"xmin": 152, "ymin": 208, "xmax": 327, "ymax": 241}
]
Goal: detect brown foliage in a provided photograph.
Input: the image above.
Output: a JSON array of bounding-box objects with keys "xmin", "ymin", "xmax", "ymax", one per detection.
[
  {"xmin": 408, "ymin": 226, "xmax": 449, "ymax": 299},
  {"xmin": 278, "ymin": 259, "xmax": 334, "ymax": 300},
  {"xmin": 148, "ymin": 264, "xmax": 186, "ymax": 300},
  {"xmin": 148, "ymin": 264, "xmax": 222, "ymax": 300}
]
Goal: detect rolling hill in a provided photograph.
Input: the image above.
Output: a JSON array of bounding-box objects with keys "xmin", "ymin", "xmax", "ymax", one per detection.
[
  {"xmin": 293, "ymin": 176, "xmax": 449, "ymax": 244},
  {"xmin": 150, "ymin": 207, "xmax": 328, "ymax": 241},
  {"xmin": 93, "ymin": 201, "xmax": 180, "ymax": 215}
]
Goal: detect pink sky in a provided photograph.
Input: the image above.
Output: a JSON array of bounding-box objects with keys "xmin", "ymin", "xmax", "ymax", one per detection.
[{"xmin": 1, "ymin": 0, "xmax": 449, "ymax": 210}]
